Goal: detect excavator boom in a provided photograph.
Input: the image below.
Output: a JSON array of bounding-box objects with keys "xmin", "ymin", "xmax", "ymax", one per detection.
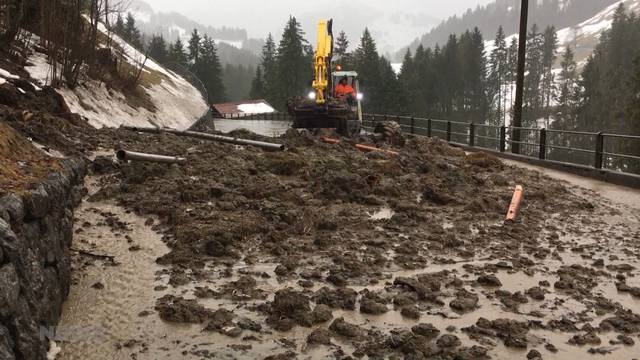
[{"xmin": 312, "ymin": 20, "xmax": 333, "ymax": 105}]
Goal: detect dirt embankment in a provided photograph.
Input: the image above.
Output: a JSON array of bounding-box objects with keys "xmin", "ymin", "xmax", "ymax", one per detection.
[{"xmin": 0, "ymin": 122, "xmax": 61, "ymax": 194}]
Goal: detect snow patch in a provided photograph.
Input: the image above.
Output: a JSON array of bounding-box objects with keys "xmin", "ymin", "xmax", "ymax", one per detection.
[
  {"xmin": 130, "ymin": 10, "xmax": 152, "ymax": 23},
  {"xmin": 25, "ymin": 19, "xmax": 207, "ymax": 130},
  {"xmin": 25, "ymin": 52, "xmax": 52, "ymax": 85},
  {"xmin": 0, "ymin": 68, "xmax": 20, "ymax": 79},
  {"xmin": 391, "ymin": 63, "xmax": 403, "ymax": 75},
  {"xmin": 237, "ymin": 103, "xmax": 275, "ymax": 114},
  {"xmin": 46, "ymin": 340, "xmax": 61, "ymax": 360},
  {"xmin": 168, "ymin": 24, "xmax": 188, "ymax": 40},
  {"xmin": 214, "ymin": 39, "xmax": 243, "ymax": 49}
]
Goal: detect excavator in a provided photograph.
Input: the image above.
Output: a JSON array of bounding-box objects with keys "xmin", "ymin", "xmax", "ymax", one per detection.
[{"xmin": 287, "ymin": 19, "xmax": 363, "ymax": 137}]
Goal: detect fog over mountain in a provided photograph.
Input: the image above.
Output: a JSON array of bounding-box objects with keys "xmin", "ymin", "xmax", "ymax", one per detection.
[{"xmin": 137, "ymin": 0, "xmax": 493, "ymax": 53}]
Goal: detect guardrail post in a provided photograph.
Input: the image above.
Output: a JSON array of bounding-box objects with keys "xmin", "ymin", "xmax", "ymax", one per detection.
[
  {"xmin": 539, "ymin": 128, "xmax": 547, "ymax": 160},
  {"xmin": 410, "ymin": 117, "xmax": 415, "ymax": 135},
  {"xmin": 427, "ymin": 118, "xmax": 432, "ymax": 137},
  {"xmin": 469, "ymin": 122, "xmax": 475, "ymax": 147},
  {"xmin": 396, "ymin": 115, "xmax": 401, "ymax": 127},
  {"xmin": 499, "ymin": 125, "xmax": 506, "ymax": 152},
  {"xmin": 446, "ymin": 121, "xmax": 452, "ymax": 142},
  {"xmin": 595, "ymin": 132, "xmax": 604, "ymax": 169},
  {"xmin": 384, "ymin": 114, "xmax": 388, "ymax": 123}
]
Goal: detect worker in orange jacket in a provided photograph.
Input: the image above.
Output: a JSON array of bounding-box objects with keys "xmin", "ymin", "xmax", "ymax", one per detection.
[{"xmin": 335, "ymin": 77, "xmax": 356, "ymax": 104}]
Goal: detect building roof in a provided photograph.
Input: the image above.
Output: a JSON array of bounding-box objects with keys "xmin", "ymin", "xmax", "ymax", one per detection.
[{"xmin": 210, "ymin": 99, "xmax": 276, "ymax": 117}]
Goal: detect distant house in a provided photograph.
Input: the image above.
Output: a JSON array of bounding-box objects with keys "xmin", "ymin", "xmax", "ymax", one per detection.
[{"xmin": 210, "ymin": 99, "xmax": 276, "ymax": 118}]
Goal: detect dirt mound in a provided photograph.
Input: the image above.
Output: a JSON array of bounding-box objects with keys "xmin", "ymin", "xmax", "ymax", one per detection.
[{"xmin": 0, "ymin": 122, "xmax": 60, "ymax": 194}]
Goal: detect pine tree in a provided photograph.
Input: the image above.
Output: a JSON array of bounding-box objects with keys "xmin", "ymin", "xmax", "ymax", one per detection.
[
  {"xmin": 442, "ymin": 34, "xmax": 460, "ymax": 116},
  {"xmin": 378, "ymin": 57, "xmax": 405, "ymax": 114},
  {"xmin": 488, "ymin": 26, "xmax": 508, "ymax": 125},
  {"xmin": 506, "ymin": 36, "xmax": 519, "ymax": 121},
  {"xmin": 334, "ymin": 30, "xmax": 352, "ymax": 68},
  {"xmin": 556, "ymin": 46, "xmax": 577, "ymax": 127},
  {"xmin": 223, "ymin": 64, "xmax": 255, "ymax": 101},
  {"xmin": 114, "ymin": 14, "xmax": 125, "ymax": 37},
  {"xmin": 466, "ymin": 27, "xmax": 488, "ymax": 123},
  {"xmin": 250, "ymin": 66, "xmax": 265, "ymax": 99},
  {"xmin": 629, "ymin": 57, "xmax": 640, "ymax": 139},
  {"xmin": 354, "ymin": 28, "xmax": 383, "ymax": 112},
  {"xmin": 273, "ymin": 16, "xmax": 311, "ymax": 109},
  {"xmin": 124, "ymin": 13, "xmax": 142, "ymax": 48},
  {"xmin": 188, "ymin": 29, "xmax": 202, "ymax": 63},
  {"xmin": 541, "ymin": 26, "xmax": 558, "ymax": 127},
  {"xmin": 260, "ymin": 33, "xmax": 278, "ymax": 105},
  {"xmin": 193, "ymin": 35, "xmax": 226, "ymax": 103},
  {"xmin": 573, "ymin": 3, "xmax": 640, "ymax": 171},
  {"xmin": 148, "ymin": 35, "xmax": 168, "ymax": 64},
  {"xmin": 168, "ymin": 38, "xmax": 188, "ymax": 66},
  {"xmin": 523, "ymin": 24, "xmax": 544, "ymax": 127},
  {"xmin": 399, "ymin": 49, "xmax": 418, "ymax": 114}
]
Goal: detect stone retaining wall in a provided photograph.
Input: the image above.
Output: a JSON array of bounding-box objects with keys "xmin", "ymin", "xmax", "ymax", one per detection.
[{"xmin": 0, "ymin": 158, "xmax": 86, "ymax": 360}]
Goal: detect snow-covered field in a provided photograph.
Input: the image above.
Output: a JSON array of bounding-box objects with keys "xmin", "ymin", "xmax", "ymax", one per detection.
[{"xmin": 24, "ymin": 24, "xmax": 207, "ymax": 130}]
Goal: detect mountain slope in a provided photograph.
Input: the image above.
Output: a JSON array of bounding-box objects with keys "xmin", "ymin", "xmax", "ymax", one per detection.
[
  {"xmin": 128, "ymin": 0, "xmax": 261, "ymax": 67},
  {"xmin": 484, "ymin": 0, "xmax": 640, "ymax": 67},
  {"xmin": 407, "ymin": 0, "xmax": 619, "ymax": 54},
  {"xmin": 24, "ymin": 23, "xmax": 208, "ymax": 130}
]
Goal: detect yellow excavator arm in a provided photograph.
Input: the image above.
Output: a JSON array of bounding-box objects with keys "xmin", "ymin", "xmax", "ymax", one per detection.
[{"xmin": 312, "ymin": 19, "xmax": 333, "ymax": 105}]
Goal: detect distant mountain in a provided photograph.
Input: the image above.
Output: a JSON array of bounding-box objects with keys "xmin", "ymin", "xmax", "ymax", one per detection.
[
  {"xmin": 483, "ymin": 0, "xmax": 640, "ymax": 67},
  {"xmin": 405, "ymin": 0, "xmax": 620, "ymax": 55},
  {"xmin": 127, "ymin": 0, "xmax": 261, "ymax": 67}
]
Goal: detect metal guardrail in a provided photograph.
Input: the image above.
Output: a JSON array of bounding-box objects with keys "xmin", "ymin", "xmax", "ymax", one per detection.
[
  {"xmin": 219, "ymin": 111, "xmax": 640, "ymax": 176},
  {"xmin": 230, "ymin": 112, "xmax": 291, "ymax": 121},
  {"xmin": 361, "ymin": 113, "xmax": 640, "ymax": 176}
]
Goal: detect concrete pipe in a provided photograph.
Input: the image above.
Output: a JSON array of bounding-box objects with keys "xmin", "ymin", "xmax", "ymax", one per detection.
[
  {"xmin": 116, "ymin": 150, "xmax": 187, "ymax": 164},
  {"xmin": 120, "ymin": 126, "xmax": 285, "ymax": 151}
]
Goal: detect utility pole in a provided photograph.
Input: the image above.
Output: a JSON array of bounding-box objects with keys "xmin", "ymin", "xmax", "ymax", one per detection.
[{"xmin": 512, "ymin": 0, "xmax": 529, "ymax": 154}]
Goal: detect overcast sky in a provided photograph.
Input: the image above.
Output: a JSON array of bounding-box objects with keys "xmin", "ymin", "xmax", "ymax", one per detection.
[{"xmin": 140, "ymin": 0, "xmax": 494, "ymax": 52}]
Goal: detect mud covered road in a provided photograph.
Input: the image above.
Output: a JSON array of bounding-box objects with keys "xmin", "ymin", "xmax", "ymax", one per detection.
[{"xmin": 12, "ymin": 114, "xmax": 639, "ymax": 360}]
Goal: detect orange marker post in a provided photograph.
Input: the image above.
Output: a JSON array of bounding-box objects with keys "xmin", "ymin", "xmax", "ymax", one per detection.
[
  {"xmin": 320, "ymin": 137, "xmax": 341, "ymax": 144},
  {"xmin": 506, "ymin": 185, "xmax": 524, "ymax": 221}
]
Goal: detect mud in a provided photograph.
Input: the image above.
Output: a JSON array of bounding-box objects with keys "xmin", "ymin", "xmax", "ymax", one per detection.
[{"xmin": 9, "ymin": 112, "xmax": 640, "ymax": 359}]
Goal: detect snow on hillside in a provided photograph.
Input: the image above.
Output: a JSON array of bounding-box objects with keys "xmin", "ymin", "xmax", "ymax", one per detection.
[
  {"xmin": 485, "ymin": 0, "xmax": 640, "ymax": 68},
  {"xmin": 25, "ymin": 24, "xmax": 207, "ymax": 130},
  {"xmin": 391, "ymin": 63, "xmax": 403, "ymax": 75}
]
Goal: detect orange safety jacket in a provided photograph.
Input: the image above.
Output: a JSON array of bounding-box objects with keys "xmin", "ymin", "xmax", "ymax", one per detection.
[{"xmin": 335, "ymin": 83, "xmax": 356, "ymax": 98}]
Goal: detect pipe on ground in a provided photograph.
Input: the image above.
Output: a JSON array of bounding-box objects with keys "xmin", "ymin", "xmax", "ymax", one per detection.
[
  {"xmin": 121, "ymin": 126, "xmax": 285, "ymax": 151},
  {"xmin": 116, "ymin": 150, "xmax": 187, "ymax": 164}
]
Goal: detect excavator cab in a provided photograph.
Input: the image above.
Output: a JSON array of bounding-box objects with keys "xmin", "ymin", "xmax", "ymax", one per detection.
[{"xmin": 287, "ymin": 19, "xmax": 363, "ymax": 137}]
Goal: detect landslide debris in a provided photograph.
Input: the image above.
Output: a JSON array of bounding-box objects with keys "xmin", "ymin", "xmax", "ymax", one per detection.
[{"xmin": 4, "ymin": 85, "xmax": 640, "ymax": 359}]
